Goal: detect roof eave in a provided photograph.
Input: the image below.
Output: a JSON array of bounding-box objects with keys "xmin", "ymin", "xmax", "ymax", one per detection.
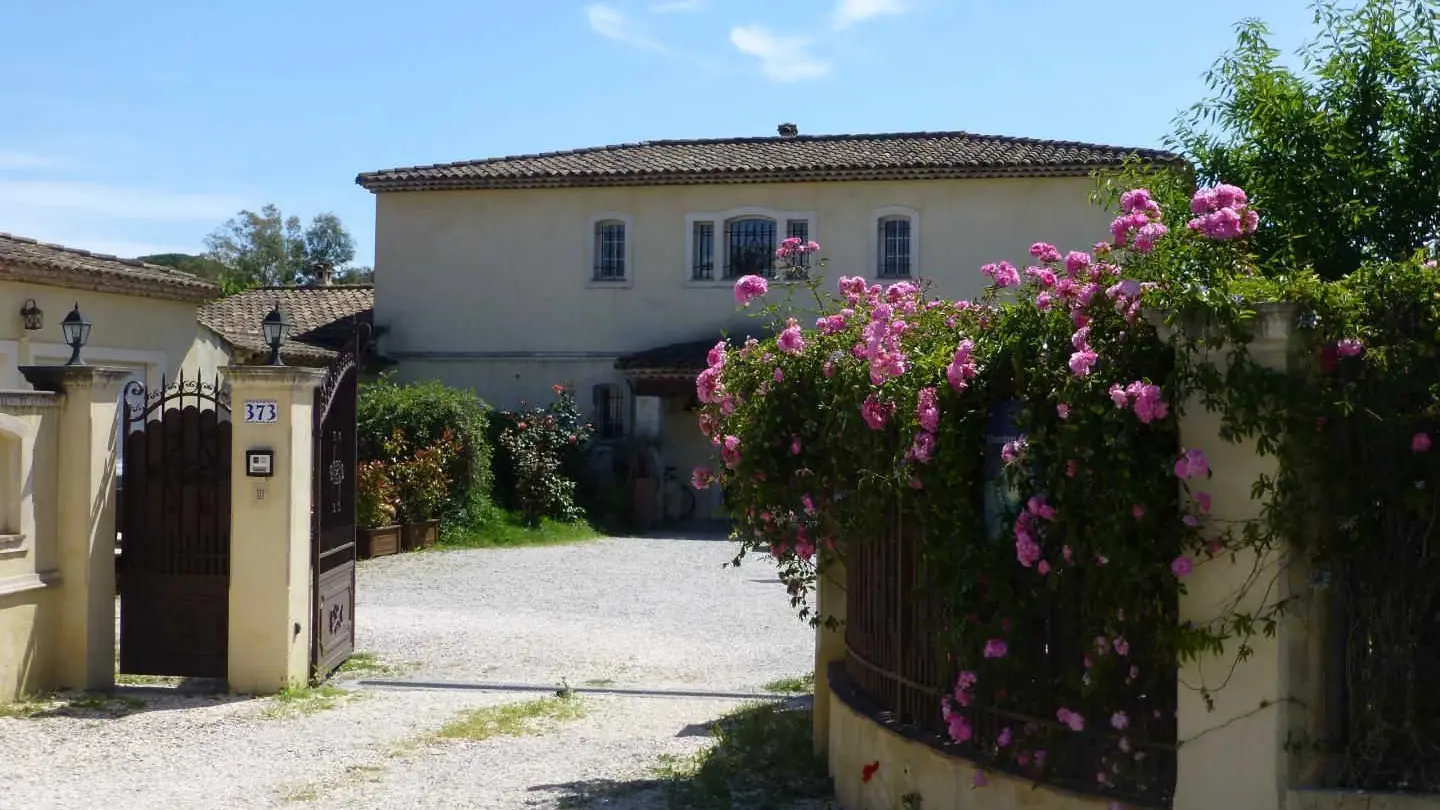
[
  {"xmin": 356, "ymin": 160, "xmax": 1187, "ymax": 194},
  {"xmin": 1, "ymin": 260, "xmax": 221, "ymax": 303}
]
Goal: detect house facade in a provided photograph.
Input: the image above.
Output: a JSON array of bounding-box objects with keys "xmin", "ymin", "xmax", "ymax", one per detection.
[
  {"xmin": 358, "ymin": 128, "xmax": 1179, "ymax": 519},
  {"xmin": 0, "ymin": 233, "xmax": 227, "ymax": 392}
]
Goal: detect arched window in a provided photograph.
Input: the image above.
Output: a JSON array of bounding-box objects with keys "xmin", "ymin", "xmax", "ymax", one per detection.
[
  {"xmin": 724, "ymin": 217, "xmax": 777, "ymax": 279},
  {"xmin": 877, "ymin": 214, "xmax": 913, "ymax": 278}
]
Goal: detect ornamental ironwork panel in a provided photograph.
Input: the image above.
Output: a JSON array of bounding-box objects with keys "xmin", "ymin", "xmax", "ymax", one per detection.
[
  {"xmin": 118, "ymin": 372, "xmax": 232, "ymax": 678},
  {"xmin": 311, "ymin": 323, "xmax": 370, "ymax": 680}
]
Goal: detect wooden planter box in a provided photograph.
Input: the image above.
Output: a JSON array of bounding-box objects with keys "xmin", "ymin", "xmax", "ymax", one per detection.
[
  {"xmin": 358, "ymin": 525, "xmax": 402, "ymax": 559},
  {"xmin": 400, "ymin": 519, "xmax": 440, "ymax": 552}
]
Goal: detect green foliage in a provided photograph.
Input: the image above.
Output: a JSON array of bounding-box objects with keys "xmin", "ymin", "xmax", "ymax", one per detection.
[
  {"xmin": 357, "ymin": 374, "xmax": 493, "ymax": 522},
  {"xmin": 373, "ymin": 429, "xmax": 460, "ymax": 523},
  {"xmin": 438, "ymin": 508, "xmax": 600, "ymax": 549},
  {"xmin": 1169, "ymin": 0, "xmax": 1440, "ymax": 280},
  {"xmin": 203, "ymin": 204, "xmax": 364, "ymax": 288},
  {"xmin": 490, "ymin": 385, "xmax": 593, "ymax": 525},
  {"xmin": 356, "ymin": 460, "xmax": 396, "ymax": 528},
  {"xmin": 137, "ymin": 252, "xmax": 231, "ymax": 280}
]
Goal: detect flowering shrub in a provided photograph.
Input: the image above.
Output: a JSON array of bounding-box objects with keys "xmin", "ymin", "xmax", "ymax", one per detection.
[
  {"xmin": 491, "ymin": 385, "xmax": 593, "ymax": 525},
  {"xmin": 377, "ymin": 428, "xmax": 461, "ymax": 523},
  {"xmin": 695, "ymin": 182, "xmax": 1327, "ymax": 805}
]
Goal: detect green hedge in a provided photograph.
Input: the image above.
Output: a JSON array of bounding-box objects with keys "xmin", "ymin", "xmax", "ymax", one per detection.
[{"xmin": 357, "ymin": 373, "xmax": 493, "ymax": 521}]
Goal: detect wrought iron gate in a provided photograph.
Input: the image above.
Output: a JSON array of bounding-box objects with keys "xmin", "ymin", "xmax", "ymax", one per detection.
[
  {"xmin": 311, "ymin": 324, "xmax": 369, "ymax": 679},
  {"xmin": 119, "ymin": 374, "xmax": 232, "ymax": 678}
]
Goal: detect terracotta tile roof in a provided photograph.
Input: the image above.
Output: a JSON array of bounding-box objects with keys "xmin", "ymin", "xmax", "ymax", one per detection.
[
  {"xmin": 198, "ymin": 285, "xmax": 373, "ymax": 365},
  {"xmin": 357, "ymin": 130, "xmax": 1183, "ymax": 193},
  {"xmin": 0, "ymin": 232, "xmax": 220, "ymax": 302}
]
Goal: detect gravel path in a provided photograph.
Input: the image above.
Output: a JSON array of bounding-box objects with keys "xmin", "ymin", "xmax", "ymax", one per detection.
[{"xmin": 0, "ymin": 535, "xmax": 818, "ymax": 810}]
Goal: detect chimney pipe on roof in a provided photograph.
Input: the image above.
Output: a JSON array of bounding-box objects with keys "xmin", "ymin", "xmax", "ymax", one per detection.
[
  {"xmin": 314, "ymin": 261, "xmax": 335, "ymax": 287},
  {"xmin": 777, "ymin": 123, "xmax": 799, "ymax": 138}
]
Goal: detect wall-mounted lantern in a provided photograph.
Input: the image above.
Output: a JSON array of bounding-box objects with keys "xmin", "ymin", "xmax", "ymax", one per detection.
[
  {"xmin": 260, "ymin": 303, "xmax": 294, "ymax": 366},
  {"xmin": 60, "ymin": 304, "xmax": 91, "ymax": 366},
  {"xmin": 19, "ymin": 299, "xmax": 42, "ymax": 331}
]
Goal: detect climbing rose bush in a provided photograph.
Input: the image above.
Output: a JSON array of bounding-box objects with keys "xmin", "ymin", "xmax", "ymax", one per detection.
[{"xmin": 693, "ymin": 185, "xmax": 1273, "ymax": 803}]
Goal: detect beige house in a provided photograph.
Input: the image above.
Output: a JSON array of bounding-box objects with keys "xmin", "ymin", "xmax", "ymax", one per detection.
[
  {"xmin": 0, "ymin": 233, "xmax": 226, "ymax": 391},
  {"xmin": 198, "ymin": 283, "xmax": 375, "ymax": 367},
  {"xmin": 357, "ymin": 127, "xmax": 1178, "ymax": 517},
  {"xmin": 0, "ymin": 233, "xmax": 225, "ymax": 702}
]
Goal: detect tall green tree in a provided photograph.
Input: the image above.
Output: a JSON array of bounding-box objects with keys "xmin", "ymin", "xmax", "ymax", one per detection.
[
  {"xmin": 202, "ymin": 205, "xmax": 361, "ymax": 288},
  {"xmin": 1169, "ymin": 0, "xmax": 1440, "ymax": 280}
]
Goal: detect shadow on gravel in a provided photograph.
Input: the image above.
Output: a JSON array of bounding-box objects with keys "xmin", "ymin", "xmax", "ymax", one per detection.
[
  {"xmin": 531, "ymin": 698, "xmax": 832, "ymax": 810},
  {"xmin": 529, "ymin": 777, "xmax": 667, "ymax": 809},
  {"xmin": 3, "ymin": 681, "xmax": 245, "ymax": 720}
]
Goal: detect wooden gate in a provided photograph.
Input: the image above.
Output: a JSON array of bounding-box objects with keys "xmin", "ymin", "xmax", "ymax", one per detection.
[
  {"xmin": 311, "ymin": 324, "xmax": 369, "ymax": 679},
  {"xmin": 118, "ymin": 373, "xmax": 232, "ymax": 678}
]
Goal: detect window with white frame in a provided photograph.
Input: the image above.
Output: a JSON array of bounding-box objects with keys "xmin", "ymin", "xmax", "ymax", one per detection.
[
  {"xmin": 688, "ymin": 209, "xmax": 814, "ymax": 281},
  {"xmin": 878, "ymin": 215, "xmax": 913, "ymax": 278},
  {"xmin": 592, "ymin": 219, "xmax": 627, "ymax": 282},
  {"xmin": 870, "ymin": 207, "xmax": 919, "ymax": 279}
]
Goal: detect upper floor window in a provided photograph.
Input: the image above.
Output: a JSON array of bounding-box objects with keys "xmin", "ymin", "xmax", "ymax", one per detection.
[
  {"xmin": 593, "ymin": 219, "xmax": 627, "ymax": 282},
  {"xmin": 878, "ymin": 215, "xmax": 912, "ymax": 278},
  {"xmin": 688, "ymin": 208, "xmax": 815, "ymax": 282},
  {"xmin": 872, "ymin": 206, "xmax": 919, "ymax": 279}
]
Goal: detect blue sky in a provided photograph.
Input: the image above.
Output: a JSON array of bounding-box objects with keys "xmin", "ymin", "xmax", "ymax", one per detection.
[{"xmin": 0, "ymin": 0, "xmax": 1318, "ymax": 266}]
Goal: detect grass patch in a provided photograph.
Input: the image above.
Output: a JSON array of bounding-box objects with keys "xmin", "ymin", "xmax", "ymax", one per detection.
[
  {"xmin": 335, "ymin": 652, "xmax": 409, "ymax": 678},
  {"xmin": 278, "ymin": 764, "xmax": 389, "ymax": 804},
  {"xmin": 440, "ymin": 510, "xmax": 602, "ymax": 549},
  {"xmin": 115, "ymin": 673, "xmax": 183, "ymax": 686},
  {"xmin": 263, "ymin": 683, "xmax": 350, "ymax": 718},
  {"xmin": 430, "ymin": 695, "xmax": 586, "ymax": 742},
  {"xmin": 654, "ymin": 701, "xmax": 831, "ymax": 810},
  {"xmin": 761, "ymin": 673, "xmax": 815, "ymax": 694}
]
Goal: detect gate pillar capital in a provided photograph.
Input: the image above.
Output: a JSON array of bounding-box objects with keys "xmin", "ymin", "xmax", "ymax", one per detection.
[
  {"xmin": 224, "ymin": 364, "xmax": 323, "ymax": 694},
  {"xmin": 18, "ymin": 364, "xmax": 130, "ymax": 690}
]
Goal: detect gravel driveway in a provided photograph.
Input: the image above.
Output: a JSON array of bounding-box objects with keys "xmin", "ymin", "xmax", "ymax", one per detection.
[{"xmin": 0, "ymin": 534, "xmax": 817, "ymax": 810}]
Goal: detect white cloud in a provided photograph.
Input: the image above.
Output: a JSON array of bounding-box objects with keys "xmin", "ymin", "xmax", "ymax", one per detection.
[
  {"xmin": 0, "ymin": 180, "xmax": 243, "ymax": 222},
  {"xmin": 650, "ymin": 0, "xmax": 703, "ymax": 11},
  {"xmin": 832, "ymin": 0, "xmax": 907, "ymax": 29},
  {"xmin": 0, "ymin": 151, "xmax": 61, "ymax": 170},
  {"xmin": 729, "ymin": 25, "xmax": 830, "ymax": 82},
  {"xmin": 586, "ymin": 4, "xmax": 666, "ymax": 51}
]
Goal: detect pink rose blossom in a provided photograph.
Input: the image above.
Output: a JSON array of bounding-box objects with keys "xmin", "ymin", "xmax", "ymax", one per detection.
[
  {"xmin": 1196, "ymin": 491, "xmax": 1212, "ymax": 513},
  {"xmin": 1336, "ymin": 338, "xmax": 1365, "ymax": 358},
  {"xmin": 1174, "ymin": 448, "xmax": 1210, "ymax": 480},
  {"xmin": 982, "ymin": 261, "xmax": 1021, "ymax": 288},
  {"xmin": 1111, "ymin": 711, "xmax": 1130, "ymax": 731},
  {"xmin": 916, "ymin": 387, "xmax": 941, "ymax": 433},
  {"xmin": 1037, "ymin": 560, "xmax": 1051, "ymax": 575},
  {"xmin": 1056, "ymin": 402, "xmax": 1070, "ymax": 419},
  {"xmin": 721, "ymin": 436, "xmax": 741, "ymax": 469},
  {"xmin": 1068, "ymin": 349, "xmax": 1098, "ymax": 378},
  {"xmin": 1171, "ymin": 556, "xmax": 1194, "ymax": 577},
  {"xmin": 861, "ymin": 394, "xmax": 894, "ymax": 430},
  {"xmin": 1056, "ymin": 708, "xmax": 1085, "ymax": 732},
  {"xmin": 690, "ymin": 467, "xmax": 715, "ymax": 490},
  {"xmin": 1414, "ymin": 432, "xmax": 1432, "ymax": 453},
  {"xmin": 778, "ymin": 318, "xmax": 806, "ymax": 355},
  {"xmin": 790, "ymin": 437, "xmax": 802, "ymax": 455},
  {"xmin": 946, "ymin": 339, "xmax": 978, "ymax": 392},
  {"xmin": 984, "ymin": 638, "xmax": 1009, "ymax": 659},
  {"xmin": 1113, "ymin": 636, "xmax": 1130, "ymax": 656},
  {"xmin": 733, "ymin": 274, "xmax": 769, "ymax": 306}
]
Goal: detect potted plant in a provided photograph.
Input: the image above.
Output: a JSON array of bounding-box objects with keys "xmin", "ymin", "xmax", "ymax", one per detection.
[
  {"xmin": 357, "ymin": 460, "xmax": 401, "ymax": 558},
  {"xmin": 388, "ymin": 430, "xmax": 458, "ymax": 551}
]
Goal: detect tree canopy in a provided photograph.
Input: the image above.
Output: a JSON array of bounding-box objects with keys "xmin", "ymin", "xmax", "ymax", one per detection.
[
  {"xmin": 200, "ymin": 205, "xmax": 370, "ymax": 289},
  {"xmin": 1169, "ymin": 0, "xmax": 1440, "ymax": 280}
]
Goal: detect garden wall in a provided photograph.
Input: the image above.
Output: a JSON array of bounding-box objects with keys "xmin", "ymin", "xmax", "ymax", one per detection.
[{"xmin": 811, "ymin": 310, "xmax": 1440, "ymax": 810}]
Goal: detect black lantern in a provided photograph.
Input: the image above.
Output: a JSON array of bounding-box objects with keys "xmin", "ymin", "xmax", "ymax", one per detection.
[
  {"xmin": 260, "ymin": 303, "xmax": 293, "ymax": 366},
  {"xmin": 19, "ymin": 299, "xmax": 42, "ymax": 331},
  {"xmin": 60, "ymin": 304, "xmax": 91, "ymax": 366}
]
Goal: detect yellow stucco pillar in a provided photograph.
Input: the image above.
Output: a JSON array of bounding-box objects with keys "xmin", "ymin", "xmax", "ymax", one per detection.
[
  {"xmin": 813, "ymin": 556, "xmax": 847, "ymax": 759},
  {"xmin": 1171, "ymin": 305, "xmax": 1303, "ymax": 810},
  {"xmin": 20, "ymin": 364, "xmax": 130, "ymax": 691},
  {"xmin": 223, "ymin": 365, "xmax": 322, "ymax": 694}
]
